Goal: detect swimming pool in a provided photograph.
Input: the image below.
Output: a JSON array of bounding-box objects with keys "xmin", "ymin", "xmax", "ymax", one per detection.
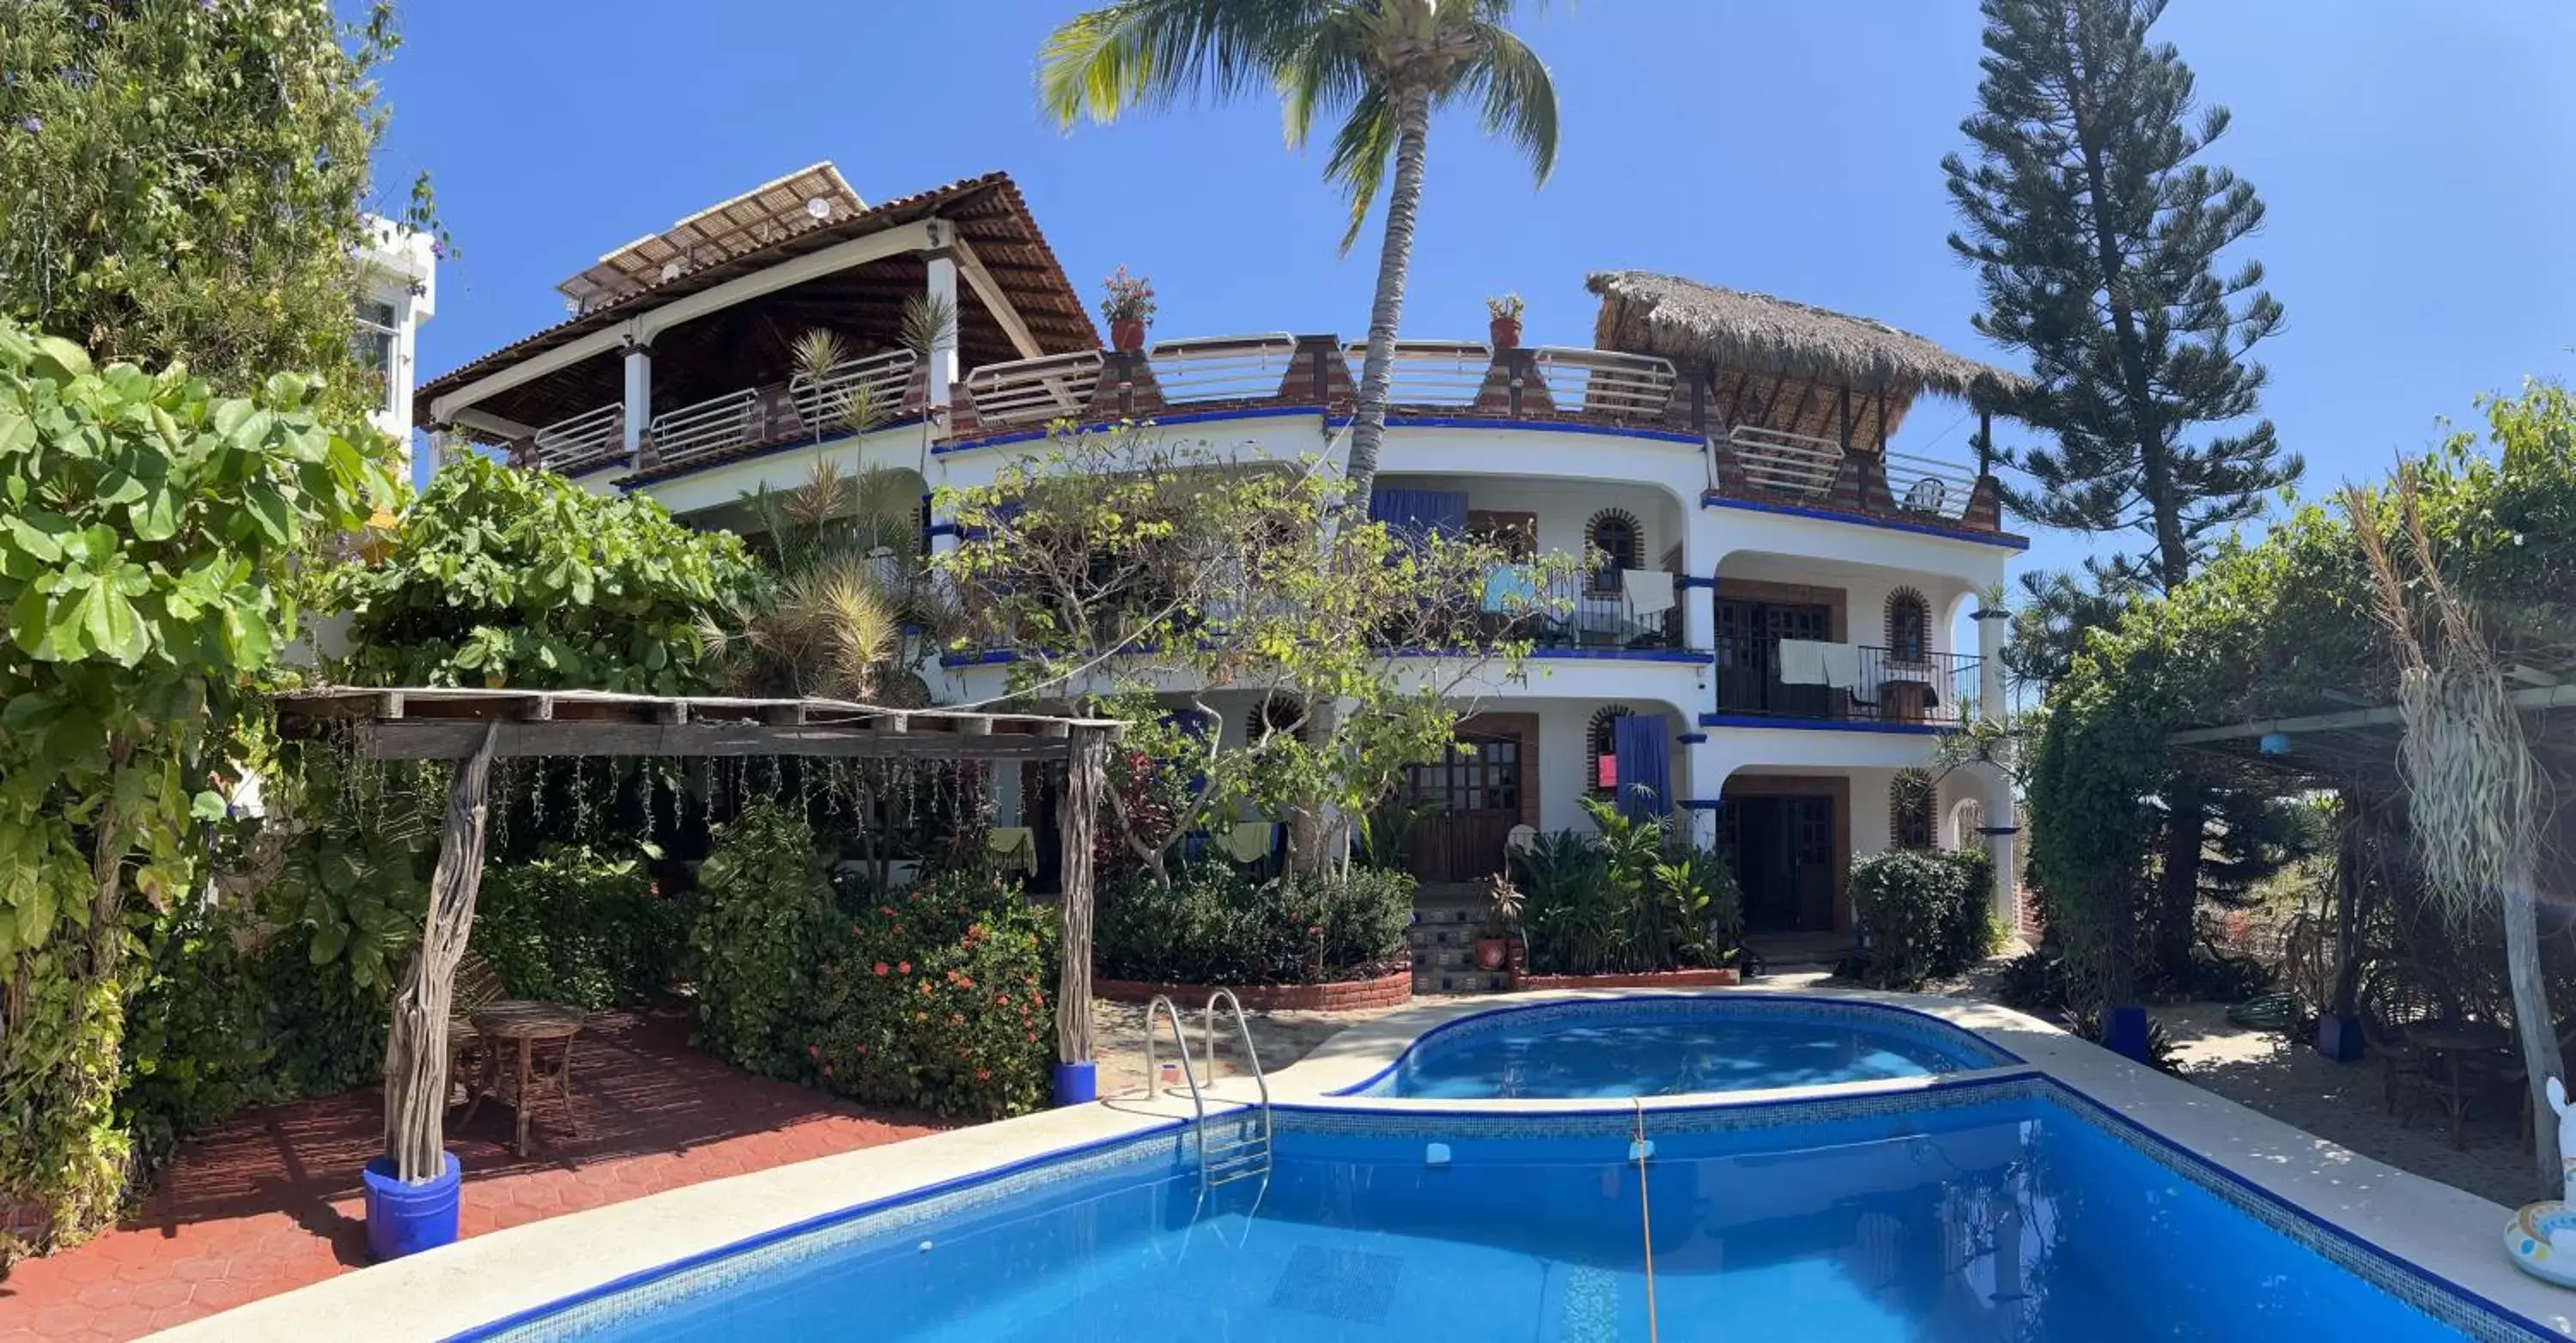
[
  {"xmin": 464, "ymin": 1078, "xmax": 2547, "ymax": 1342},
  {"xmin": 1346, "ymin": 994, "xmax": 2014, "ymax": 1099}
]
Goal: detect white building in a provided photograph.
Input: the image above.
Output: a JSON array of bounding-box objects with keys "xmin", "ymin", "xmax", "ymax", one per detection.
[
  {"xmin": 413, "ymin": 165, "xmax": 2023, "ymax": 957},
  {"xmin": 354, "ymin": 216, "xmax": 439, "ymax": 476}
]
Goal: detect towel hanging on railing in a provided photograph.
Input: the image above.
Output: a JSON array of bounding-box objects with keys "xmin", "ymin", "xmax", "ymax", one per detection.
[{"xmin": 1621, "ymin": 568, "xmax": 1676, "ymax": 617}]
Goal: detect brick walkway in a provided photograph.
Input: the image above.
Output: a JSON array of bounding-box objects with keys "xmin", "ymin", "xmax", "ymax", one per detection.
[{"xmin": 0, "ymin": 1009, "xmax": 945, "ymax": 1343}]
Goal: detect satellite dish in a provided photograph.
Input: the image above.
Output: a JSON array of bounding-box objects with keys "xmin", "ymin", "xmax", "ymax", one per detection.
[
  {"xmin": 660, "ymin": 261, "xmax": 683, "ymax": 282},
  {"xmin": 805, "ymin": 197, "xmax": 832, "ymax": 220}
]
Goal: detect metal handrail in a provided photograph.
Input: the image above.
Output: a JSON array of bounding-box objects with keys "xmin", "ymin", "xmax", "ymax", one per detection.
[
  {"xmin": 1530, "ymin": 346, "xmax": 1676, "ymax": 420},
  {"xmin": 1345, "ymin": 339, "xmax": 1489, "ymax": 407},
  {"xmin": 1148, "ymin": 332, "xmax": 1300, "ymax": 405},
  {"xmin": 787, "ymin": 349, "xmax": 915, "ymax": 438},
  {"xmin": 1884, "ymin": 449, "xmax": 1978, "ymax": 520},
  {"xmin": 1726, "ymin": 423, "xmax": 1844, "ymax": 497},
  {"xmin": 1142, "ymin": 994, "xmax": 1205, "ymax": 1158},
  {"xmin": 648, "ymin": 388, "xmax": 759, "ymax": 466},
  {"xmin": 532, "ymin": 402, "xmax": 624, "ymax": 474},
  {"xmin": 965, "ymin": 349, "xmax": 1103, "ymax": 428},
  {"xmin": 1198, "ymin": 988, "xmax": 1272, "ymax": 1188}
]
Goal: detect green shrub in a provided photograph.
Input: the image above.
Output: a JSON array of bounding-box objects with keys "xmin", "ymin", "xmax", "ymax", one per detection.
[
  {"xmin": 690, "ymin": 803, "xmax": 838, "ymax": 1078},
  {"xmin": 474, "ymin": 845, "xmax": 682, "ymax": 1010},
  {"xmin": 812, "ymin": 866, "xmax": 1057, "ymax": 1119},
  {"xmin": 1095, "ymin": 864, "xmax": 1413, "ymax": 986},
  {"xmin": 1996, "ymin": 947, "xmax": 2071, "ymax": 1014},
  {"xmin": 1849, "ymin": 848, "xmax": 1997, "ymax": 989},
  {"xmin": 1511, "ymin": 803, "xmax": 1741, "ymax": 975}
]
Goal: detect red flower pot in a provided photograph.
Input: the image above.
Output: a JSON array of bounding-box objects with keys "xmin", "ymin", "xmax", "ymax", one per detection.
[
  {"xmin": 1110, "ymin": 319, "xmax": 1147, "ymax": 353},
  {"xmin": 1474, "ymin": 937, "xmax": 1509, "ymax": 971},
  {"xmin": 1488, "ymin": 317, "xmax": 1522, "ymax": 350}
]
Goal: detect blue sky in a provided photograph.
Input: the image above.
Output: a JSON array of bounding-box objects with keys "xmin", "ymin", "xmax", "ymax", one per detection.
[{"xmin": 374, "ymin": 1, "xmax": 2576, "ymax": 586}]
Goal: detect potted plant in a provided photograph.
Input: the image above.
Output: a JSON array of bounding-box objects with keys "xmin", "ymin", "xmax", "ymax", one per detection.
[
  {"xmin": 1475, "ymin": 873, "xmax": 1523, "ymax": 972},
  {"xmin": 1486, "ymin": 293, "xmax": 1525, "ymax": 350},
  {"xmin": 1102, "ymin": 265, "xmax": 1156, "ymax": 353}
]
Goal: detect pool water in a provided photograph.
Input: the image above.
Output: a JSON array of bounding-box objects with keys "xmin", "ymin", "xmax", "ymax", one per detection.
[
  {"xmin": 1360, "ymin": 998, "xmax": 2006, "ymax": 1098},
  {"xmin": 498, "ymin": 1088, "xmax": 2518, "ymax": 1342}
]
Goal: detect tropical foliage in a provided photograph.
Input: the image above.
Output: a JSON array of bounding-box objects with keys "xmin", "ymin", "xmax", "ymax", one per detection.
[
  {"xmin": 329, "ymin": 453, "xmax": 756, "ymax": 693},
  {"xmin": 1509, "ymin": 801, "xmax": 1741, "ymax": 976},
  {"xmin": 0, "ymin": 322, "xmax": 389, "ymax": 1252},
  {"xmin": 472, "ymin": 845, "xmax": 683, "ymax": 1011},
  {"xmin": 939, "ymin": 425, "xmax": 1579, "ymax": 882},
  {"xmin": 1848, "ymin": 848, "xmax": 1997, "ymax": 990},
  {"xmin": 1038, "ymin": 0, "xmax": 1561, "ymax": 503},
  {"xmin": 0, "ymin": 1, "xmax": 440, "ymax": 423}
]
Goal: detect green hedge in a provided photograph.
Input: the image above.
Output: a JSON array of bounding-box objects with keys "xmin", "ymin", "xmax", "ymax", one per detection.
[
  {"xmin": 473, "ymin": 845, "xmax": 683, "ymax": 1010},
  {"xmin": 1510, "ymin": 805, "xmax": 1743, "ymax": 976},
  {"xmin": 690, "ymin": 804, "xmax": 841, "ymax": 1080},
  {"xmin": 1849, "ymin": 848, "xmax": 1998, "ymax": 989},
  {"xmin": 1095, "ymin": 865, "xmax": 1413, "ymax": 986}
]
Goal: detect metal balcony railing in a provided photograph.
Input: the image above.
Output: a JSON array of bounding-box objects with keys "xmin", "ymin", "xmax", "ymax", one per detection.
[
  {"xmin": 1148, "ymin": 333, "xmax": 1301, "ymax": 405},
  {"xmin": 1884, "ymin": 449, "xmax": 1978, "ymax": 520},
  {"xmin": 1528, "ymin": 571, "xmax": 1684, "ymax": 651},
  {"xmin": 1725, "ymin": 424, "xmax": 1844, "ymax": 497},
  {"xmin": 1529, "ymin": 346, "xmax": 1676, "ymax": 421},
  {"xmin": 964, "ymin": 349, "xmax": 1104, "ymax": 429},
  {"xmin": 532, "ymin": 403, "xmax": 625, "ymax": 475},
  {"xmin": 1710, "ymin": 635, "xmax": 1979, "ymax": 726},
  {"xmin": 788, "ymin": 349, "xmax": 915, "ymax": 438},
  {"xmin": 647, "ymin": 388, "xmax": 760, "ymax": 468},
  {"xmin": 1346, "ymin": 339, "xmax": 1490, "ymax": 408}
]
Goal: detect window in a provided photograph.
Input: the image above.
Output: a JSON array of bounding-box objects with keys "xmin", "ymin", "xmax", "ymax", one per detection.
[
  {"xmin": 354, "ymin": 298, "xmax": 399, "ymax": 415},
  {"xmin": 1586, "ymin": 509, "xmax": 1643, "ymax": 593},
  {"xmin": 1891, "ymin": 769, "xmax": 1935, "ymax": 849},
  {"xmin": 1885, "ymin": 588, "xmax": 1930, "ymax": 662},
  {"xmin": 1586, "ymin": 705, "xmax": 1632, "ymax": 797},
  {"xmin": 1244, "ymin": 695, "xmax": 1306, "ymax": 745}
]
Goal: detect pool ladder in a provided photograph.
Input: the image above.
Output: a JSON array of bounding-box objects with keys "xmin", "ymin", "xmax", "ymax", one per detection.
[{"xmin": 1144, "ymin": 990, "xmax": 1273, "ymax": 1189}]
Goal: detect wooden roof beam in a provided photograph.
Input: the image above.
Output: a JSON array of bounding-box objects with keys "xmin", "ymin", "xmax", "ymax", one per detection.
[{"xmin": 953, "ymin": 238, "xmax": 1047, "ymax": 361}]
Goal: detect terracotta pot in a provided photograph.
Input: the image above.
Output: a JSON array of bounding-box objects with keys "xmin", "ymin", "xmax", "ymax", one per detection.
[
  {"xmin": 1110, "ymin": 318, "xmax": 1147, "ymax": 353},
  {"xmin": 1488, "ymin": 316, "xmax": 1522, "ymax": 350},
  {"xmin": 1474, "ymin": 937, "xmax": 1509, "ymax": 971}
]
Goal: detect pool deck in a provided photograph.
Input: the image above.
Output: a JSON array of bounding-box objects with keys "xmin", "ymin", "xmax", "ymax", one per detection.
[{"xmin": 151, "ymin": 987, "xmax": 2576, "ymax": 1340}]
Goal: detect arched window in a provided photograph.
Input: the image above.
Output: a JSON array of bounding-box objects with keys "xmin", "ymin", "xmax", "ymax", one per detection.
[
  {"xmin": 1885, "ymin": 587, "xmax": 1930, "ymax": 662},
  {"xmin": 1891, "ymin": 769, "xmax": 1935, "ymax": 849},
  {"xmin": 1951, "ymin": 797, "xmax": 1985, "ymax": 851},
  {"xmin": 1244, "ymin": 695, "xmax": 1306, "ymax": 745},
  {"xmin": 1587, "ymin": 705, "xmax": 1633, "ymax": 798},
  {"xmin": 1587, "ymin": 509, "xmax": 1643, "ymax": 594}
]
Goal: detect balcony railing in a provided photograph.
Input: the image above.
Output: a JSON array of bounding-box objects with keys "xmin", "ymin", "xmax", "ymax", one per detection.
[
  {"xmin": 1710, "ymin": 635, "xmax": 1979, "ymax": 726},
  {"xmin": 647, "ymin": 388, "xmax": 760, "ymax": 469},
  {"xmin": 1529, "ymin": 346, "xmax": 1676, "ymax": 421},
  {"xmin": 1147, "ymin": 332, "xmax": 1302, "ymax": 405},
  {"xmin": 1528, "ymin": 571, "xmax": 1684, "ymax": 651},
  {"xmin": 963, "ymin": 349, "xmax": 1103, "ymax": 429},
  {"xmin": 1346, "ymin": 339, "xmax": 1492, "ymax": 407},
  {"xmin": 532, "ymin": 402, "xmax": 624, "ymax": 475},
  {"xmin": 1726, "ymin": 424, "xmax": 1843, "ymax": 497},
  {"xmin": 1883, "ymin": 449, "xmax": 1978, "ymax": 520},
  {"xmin": 789, "ymin": 349, "xmax": 916, "ymax": 438}
]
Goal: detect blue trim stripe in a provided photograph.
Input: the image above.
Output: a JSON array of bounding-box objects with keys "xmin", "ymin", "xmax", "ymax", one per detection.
[
  {"xmin": 1674, "ymin": 574, "xmax": 1716, "ymax": 591},
  {"xmin": 1677, "ymin": 732, "xmax": 1708, "ymax": 744},
  {"xmin": 935, "ymin": 404, "xmax": 1327, "ymax": 455},
  {"xmin": 1675, "ymin": 798, "xmax": 1722, "ymax": 811},
  {"xmin": 1699, "ymin": 493, "xmax": 2032, "ymax": 550},
  {"xmin": 1697, "ymin": 713, "xmax": 1953, "ymax": 736}
]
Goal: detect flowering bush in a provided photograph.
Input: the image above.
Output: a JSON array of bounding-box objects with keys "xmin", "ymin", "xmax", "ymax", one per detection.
[
  {"xmin": 1099, "ymin": 265, "xmax": 1156, "ymax": 325},
  {"xmin": 690, "ymin": 804, "xmax": 837, "ymax": 1079},
  {"xmin": 812, "ymin": 866, "xmax": 1055, "ymax": 1119}
]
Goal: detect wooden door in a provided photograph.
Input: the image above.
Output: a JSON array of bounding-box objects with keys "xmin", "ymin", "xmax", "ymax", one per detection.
[
  {"xmin": 1713, "ymin": 600, "xmax": 1832, "ymax": 717},
  {"xmin": 1402, "ymin": 729, "xmax": 1524, "ymax": 883},
  {"xmin": 1723, "ymin": 793, "xmax": 1838, "ymax": 933}
]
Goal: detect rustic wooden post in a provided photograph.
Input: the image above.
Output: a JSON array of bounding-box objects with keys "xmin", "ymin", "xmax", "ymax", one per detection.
[
  {"xmin": 1051, "ymin": 724, "xmax": 1109, "ymax": 1103},
  {"xmin": 383, "ymin": 722, "xmax": 501, "ymax": 1181}
]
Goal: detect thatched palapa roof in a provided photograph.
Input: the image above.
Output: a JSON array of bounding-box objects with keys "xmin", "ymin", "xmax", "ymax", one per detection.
[{"xmin": 1587, "ymin": 270, "xmax": 2019, "ymax": 447}]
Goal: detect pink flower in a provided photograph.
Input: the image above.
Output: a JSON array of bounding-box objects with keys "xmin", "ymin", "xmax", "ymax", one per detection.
[
  {"xmin": 874, "ymin": 962, "xmax": 890, "ymax": 976},
  {"xmin": 821, "ymin": 1064, "xmax": 834, "ymax": 1079},
  {"xmin": 975, "ymin": 1068, "xmax": 991, "ymax": 1081},
  {"xmin": 808, "ymin": 1043, "xmax": 820, "ymax": 1059},
  {"xmin": 897, "ymin": 961, "xmax": 911, "ymax": 974}
]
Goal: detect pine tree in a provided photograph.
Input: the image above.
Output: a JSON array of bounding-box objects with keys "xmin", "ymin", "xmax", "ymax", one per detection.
[{"xmin": 1945, "ymin": 0, "xmax": 2300, "ymax": 1006}]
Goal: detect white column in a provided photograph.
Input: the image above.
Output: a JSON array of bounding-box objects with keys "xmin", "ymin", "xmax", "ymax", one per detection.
[
  {"xmin": 924, "ymin": 248, "xmax": 959, "ymax": 416},
  {"xmin": 622, "ymin": 343, "xmax": 652, "ymax": 462},
  {"xmin": 1975, "ymin": 604, "xmax": 2008, "ymax": 725},
  {"xmin": 1971, "ymin": 604, "xmax": 2015, "ymax": 927},
  {"xmin": 1682, "ymin": 738, "xmax": 1736, "ymax": 848}
]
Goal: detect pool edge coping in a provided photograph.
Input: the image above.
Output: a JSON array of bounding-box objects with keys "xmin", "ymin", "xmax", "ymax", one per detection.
[{"xmin": 145, "ymin": 984, "xmax": 2576, "ymax": 1341}]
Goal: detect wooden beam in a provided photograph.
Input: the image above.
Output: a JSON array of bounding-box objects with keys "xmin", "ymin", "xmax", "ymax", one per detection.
[
  {"xmin": 2167, "ymin": 683, "xmax": 2576, "ymax": 745},
  {"xmin": 1054, "ymin": 724, "xmax": 1109, "ymax": 1083},
  {"xmin": 383, "ymin": 723, "xmax": 500, "ymax": 1182},
  {"xmin": 350, "ymin": 720, "xmax": 1077, "ymax": 762},
  {"xmin": 952, "ymin": 239, "xmax": 1047, "ymax": 361}
]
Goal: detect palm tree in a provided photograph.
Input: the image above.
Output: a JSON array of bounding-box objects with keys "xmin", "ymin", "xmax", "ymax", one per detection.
[{"xmin": 1040, "ymin": 0, "xmax": 1559, "ymax": 507}]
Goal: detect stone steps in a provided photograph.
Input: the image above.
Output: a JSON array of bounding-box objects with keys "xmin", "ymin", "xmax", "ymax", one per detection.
[{"xmin": 1407, "ymin": 901, "xmax": 1512, "ymax": 994}]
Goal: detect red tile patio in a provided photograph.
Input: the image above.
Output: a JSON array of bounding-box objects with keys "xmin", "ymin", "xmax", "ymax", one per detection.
[{"xmin": 0, "ymin": 1008, "xmax": 947, "ymax": 1343}]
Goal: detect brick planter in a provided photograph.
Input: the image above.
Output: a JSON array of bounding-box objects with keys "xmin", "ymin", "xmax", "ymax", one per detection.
[
  {"xmin": 1097, "ymin": 969, "xmax": 1413, "ymax": 1012},
  {"xmin": 1510, "ymin": 968, "xmax": 1740, "ymax": 991}
]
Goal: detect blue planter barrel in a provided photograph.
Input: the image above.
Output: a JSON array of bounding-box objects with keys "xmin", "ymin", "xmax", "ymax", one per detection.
[
  {"xmin": 1053, "ymin": 1060, "xmax": 1097, "ymax": 1106},
  {"xmin": 362, "ymin": 1152, "xmax": 461, "ymax": 1261}
]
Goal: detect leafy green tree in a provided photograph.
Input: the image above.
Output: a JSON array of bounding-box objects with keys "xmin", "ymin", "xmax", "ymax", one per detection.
[
  {"xmin": 328, "ymin": 454, "xmax": 757, "ymax": 694},
  {"xmin": 1944, "ymin": 0, "xmax": 2300, "ymax": 995},
  {"xmin": 0, "ymin": 2, "xmax": 438, "ymax": 423},
  {"xmin": 939, "ymin": 424, "xmax": 1579, "ymax": 881},
  {"xmin": 0, "ymin": 321, "xmax": 389, "ymax": 1252},
  {"xmin": 1039, "ymin": 0, "xmax": 1559, "ymax": 505}
]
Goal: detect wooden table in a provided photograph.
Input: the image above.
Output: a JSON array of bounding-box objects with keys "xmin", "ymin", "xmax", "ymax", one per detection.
[
  {"xmin": 2404, "ymin": 1019, "xmax": 2516, "ymax": 1150},
  {"xmin": 464, "ymin": 1000, "xmax": 586, "ymax": 1158}
]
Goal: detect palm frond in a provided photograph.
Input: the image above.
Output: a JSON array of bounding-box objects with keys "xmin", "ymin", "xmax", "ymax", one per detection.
[
  {"xmin": 1040, "ymin": 0, "xmax": 1324, "ymax": 126},
  {"xmin": 900, "ymin": 290, "xmax": 957, "ymax": 361},
  {"xmin": 789, "ymin": 328, "xmax": 847, "ymax": 389},
  {"xmin": 1446, "ymin": 19, "xmax": 1558, "ymax": 184},
  {"xmin": 1322, "ymin": 82, "xmax": 1397, "ymax": 252},
  {"xmin": 1276, "ymin": 7, "xmax": 1374, "ymax": 151}
]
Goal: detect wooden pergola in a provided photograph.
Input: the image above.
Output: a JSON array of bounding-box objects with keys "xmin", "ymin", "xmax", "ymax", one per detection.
[{"xmin": 274, "ymin": 687, "xmax": 1122, "ymax": 1183}]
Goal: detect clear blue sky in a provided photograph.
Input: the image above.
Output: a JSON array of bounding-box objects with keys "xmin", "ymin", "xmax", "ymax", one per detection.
[{"xmin": 374, "ymin": 1, "xmax": 2576, "ymax": 587}]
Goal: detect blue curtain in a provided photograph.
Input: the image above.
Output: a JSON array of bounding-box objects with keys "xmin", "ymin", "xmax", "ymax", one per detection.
[
  {"xmin": 1368, "ymin": 488, "xmax": 1468, "ymax": 541},
  {"xmin": 1613, "ymin": 713, "xmax": 1672, "ymax": 820}
]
